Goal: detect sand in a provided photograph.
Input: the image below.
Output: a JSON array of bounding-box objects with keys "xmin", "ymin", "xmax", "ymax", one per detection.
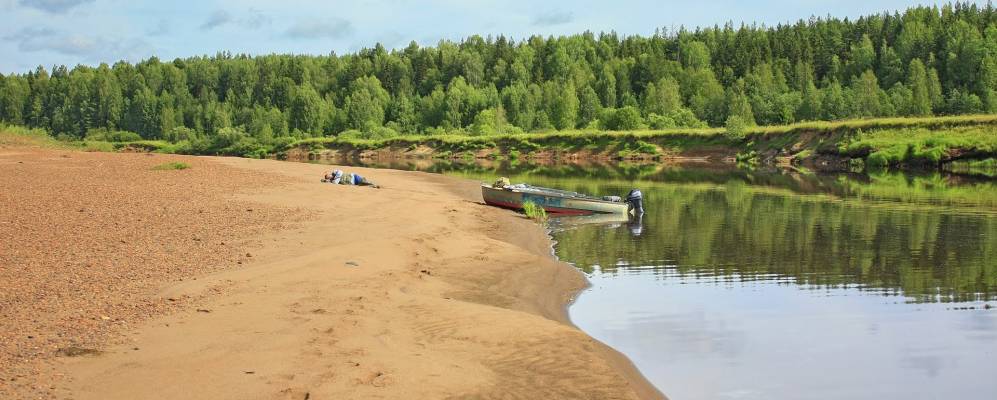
[{"xmin": 0, "ymin": 147, "xmax": 663, "ymax": 399}]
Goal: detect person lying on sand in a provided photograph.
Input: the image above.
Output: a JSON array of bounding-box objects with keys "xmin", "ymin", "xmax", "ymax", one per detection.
[{"xmin": 322, "ymin": 169, "xmax": 379, "ymax": 188}]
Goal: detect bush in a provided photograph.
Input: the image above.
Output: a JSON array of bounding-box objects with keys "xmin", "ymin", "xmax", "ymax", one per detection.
[
  {"xmin": 522, "ymin": 201, "xmax": 548, "ymax": 223},
  {"xmin": 603, "ymin": 106, "xmax": 645, "ymax": 130},
  {"xmin": 724, "ymin": 115, "xmax": 750, "ymax": 140},
  {"xmin": 647, "ymin": 108, "xmax": 708, "ymax": 129},
  {"xmin": 364, "ymin": 125, "xmax": 400, "ymax": 140},
  {"xmin": 81, "ymin": 141, "xmax": 115, "ymax": 152},
  {"xmin": 164, "ymin": 126, "xmax": 200, "ymax": 143},
  {"xmin": 338, "ymin": 129, "xmax": 364, "ymax": 140},
  {"xmin": 635, "ymin": 140, "xmax": 658, "ymax": 154},
  {"xmin": 866, "ymin": 152, "xmax": 890, "ymax": 170},
  {"xmin": 84, "ymin": 128, "xmax": 142, "ymax": 142},
  {"xmin": 669, "ymin": 108, "xmax": 709, "ymax": 128},
  {"xmin": 647, "ymin": 113, "xmax": 677, "ymax": 129},
  {"xmin": 152, "ymin": 162, "xmax": 191, "ymax": 170},
  {"xmin": 267, "ymin": 136, "xmax": 296, "ymax": 151}
]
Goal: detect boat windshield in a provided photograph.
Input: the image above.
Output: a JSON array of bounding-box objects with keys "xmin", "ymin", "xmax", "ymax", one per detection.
[{"xmin": 505, "ymin": 184, "xmax": 600, "ymax": 200}]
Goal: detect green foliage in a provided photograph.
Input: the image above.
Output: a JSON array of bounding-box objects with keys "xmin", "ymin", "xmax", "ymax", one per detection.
[
  {"xmin": 907, "ymin": 59, "xmax": 933, "ymax": 116},
  {"xmin": 724, "ymin": 115, "xmax": 750, "ymax": 140},
  {"xmin": 84, "ymin": 128, "xmax": 142, "ymax": 142},
  {"xmin": 839, "ymin": 125, "xmax": 997, "ymax": 169},
  {"xmin": 616, "ymin": 139, "xmax": 660, "ymax": 159},
  {"xmin": 151, "ymin": 162, "xmax": 191, "ymax": 170},
  {"xmin": 522, "ymin": 201, "xmax": 548, "ymax": 223},
  {"xmin": 604, "ymin": 106, "xmax": 645, "ymax": 130},
  {"xmin": 0, "ymin": 124, "xmax": 66, "ymax": 148},
  {"xmin": 81, "ymin": 141, "xmax": 115, "ymax": 152},
  {"xmin": 648, "ymin": 108, "xmax": 707, "ymax": 129},
  {"xmin": 735, "ymin": 150, "xmax": 759, "ymax": 165},
  {"xmin": 946, "ymin": 158, "xmax": 997, "ymax": 177}
]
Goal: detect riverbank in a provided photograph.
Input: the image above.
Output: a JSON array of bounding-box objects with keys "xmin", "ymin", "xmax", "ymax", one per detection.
[
  {"xmin": 283, "ymin": 114, "xmax": 997, "ymax": 172},
  {"xmin": 0, "ymin": 144, "xmax": 663, "ymax": 399}
]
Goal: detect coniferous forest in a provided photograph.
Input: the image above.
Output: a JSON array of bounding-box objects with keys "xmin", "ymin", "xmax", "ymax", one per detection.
[{"xmin": 1, "ymin": 2, "xmax": 997, "ymax": 154}]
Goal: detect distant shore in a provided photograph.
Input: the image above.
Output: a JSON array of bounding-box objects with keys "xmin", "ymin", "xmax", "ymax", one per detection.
[{"xmin": 0, "ymin": 144, "xmax": 663, "ymax": 399}]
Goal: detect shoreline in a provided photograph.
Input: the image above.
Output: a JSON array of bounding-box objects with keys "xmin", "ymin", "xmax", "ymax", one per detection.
[
  {"xmin": 542, "ymin": 230, "xmax": 667, "ymax": 400},
  {"xmin": 0, "ymin": 149, "xmax": 665, "ymax": 399}
]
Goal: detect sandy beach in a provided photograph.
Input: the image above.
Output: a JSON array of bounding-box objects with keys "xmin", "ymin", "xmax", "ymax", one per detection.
[{"xmin": 0, "ymin": 146, "xmax": 663, "ymax": 399}]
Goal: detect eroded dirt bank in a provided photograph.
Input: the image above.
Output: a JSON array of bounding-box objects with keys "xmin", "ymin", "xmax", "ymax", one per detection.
[{"xmin": 1, "ymin": 148, "xmax": 663, "ymax": 399}]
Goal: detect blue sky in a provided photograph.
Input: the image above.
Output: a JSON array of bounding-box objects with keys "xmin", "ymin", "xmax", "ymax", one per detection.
[{"xmin": 0, "ymin": 0, "xmax": 985, "ymax": 74}]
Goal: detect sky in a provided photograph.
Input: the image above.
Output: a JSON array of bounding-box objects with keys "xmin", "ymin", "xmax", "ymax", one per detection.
[{"xmin": 0, "ymin": 0, "xmax": 987, "ymax": 74}]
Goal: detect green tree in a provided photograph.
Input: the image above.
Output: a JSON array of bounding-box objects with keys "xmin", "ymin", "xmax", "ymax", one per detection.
[
  {"xmin": 679, "ymin": 40, "xmax": 712, "ymax": 70},
  {"xmin": 596, "ymin": 65, "xmax": 617, "ymax": 108},
  {"xmin": 577, "ymin": 85, "xmax": 602, "ymax": 127},
  {"xmin": 605, "ymin": 106, "xmax": 644, "ymax": 130},
  {"xmin": 0, "ymin": 76, "xmax": 28, "ymax": 125},
  {"xmin": 726, "ymin": 85, "xmax": 756, "ymax": 126},
  {"xmin": 878, "ymin": 43, "xmax": 905, "ymax": 88},
  {"xmin": 851, "ymin": 70, "xmax": 884, "ymax": 117},
  {"xmin": 822, "ymin": 81, "xmax": 849, "ymax": 120},
  {"xmin": 846, "ymin": 35, "xmax": 876, "ymax": 81},
  {"xmin": 290, "ymin": 85, "xmax": 325, "ymax": 134},
  {"xmin": 983, "ymin": 58, "xmax": 997, "ymax": 112},
  {"xmin": 926, "ymin": 66, "xmax": 944, "ymax": 111},
  {"xmin": 797, "ymin": 81, "xmax": 823, "ymax": 121},
  {"xmin": 943, "ymin": 20, "xmax": 985, "ymax": 91},
  {"xmin": 896, "ymin": 21, "xmax": 935, "ymax": 64},
  {"xmin": 642, "ymin": 77, "xmax": 682, "ymax": 116},
  {"xmin": 547, "ymin": 81, "xmax": 579, "ymax": 130},
  {"xmin": 907, "ymin": 59, "xmax": 933, "ymax": 116},
  {"xmin": 888, "ymin": 83, "xmax": 914, "ymax": 116}
]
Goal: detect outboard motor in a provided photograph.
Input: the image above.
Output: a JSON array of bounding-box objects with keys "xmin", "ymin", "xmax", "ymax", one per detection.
[{"xmin": 626, "ymin": 188, "xmax": 644, "ymax": 216}]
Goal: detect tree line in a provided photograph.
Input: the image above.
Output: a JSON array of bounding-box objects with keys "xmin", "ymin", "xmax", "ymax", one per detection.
[{"xmin": 1, "ymin": 2, "xmax": 996, "ymax": 153}]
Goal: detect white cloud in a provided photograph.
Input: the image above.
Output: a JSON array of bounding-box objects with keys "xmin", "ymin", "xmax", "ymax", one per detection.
[
  {"xmin": 4, "ymin": 26, "xmax": 150, "ymax": 63},
  {"xmin": 18, "ymin": 0, "xmax": 93, "ymax": 14},
  {"xmin": 199, "ymin": 8, "xmax": 273, "ymax": 31}
]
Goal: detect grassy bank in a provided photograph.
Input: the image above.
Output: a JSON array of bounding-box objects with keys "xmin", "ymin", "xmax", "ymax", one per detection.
[
  {"xmin": 5, "ymin": 114, "xmax": 997, "ymax": 173},
  {"xmin": 288, "ymin": 114, "xmax": 997, "ymax": 172}
]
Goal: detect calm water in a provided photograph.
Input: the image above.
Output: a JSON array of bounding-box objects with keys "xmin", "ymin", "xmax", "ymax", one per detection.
[{"xmin": 325, "ymin": 159, "xmax": 997, "ymax": 399}]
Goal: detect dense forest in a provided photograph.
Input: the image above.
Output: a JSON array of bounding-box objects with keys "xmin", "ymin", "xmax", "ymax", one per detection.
[{"xmin": 1, "ymin": 2, "xmax": 997, "ymax": 154}]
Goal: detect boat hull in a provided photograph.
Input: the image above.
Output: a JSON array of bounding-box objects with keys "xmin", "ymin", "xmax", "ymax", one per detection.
[{"xmin": 481, "ymin": 185, "xmax": 629, "ymax": 215}]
